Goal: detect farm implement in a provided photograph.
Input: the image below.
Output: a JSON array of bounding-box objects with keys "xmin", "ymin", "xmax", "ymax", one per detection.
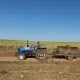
[{"xmin": 53, "ymin": 45, "xmax": 80, "ymax": 61}]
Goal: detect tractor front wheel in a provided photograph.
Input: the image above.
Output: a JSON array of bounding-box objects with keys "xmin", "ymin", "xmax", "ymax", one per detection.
[
  {"xmin": 17, "ymin": 54, "xmax": 26, "ymax": 60},
  {"xmin": 35, "ymin": 49, "xmax": 48, "ymax": 61}
]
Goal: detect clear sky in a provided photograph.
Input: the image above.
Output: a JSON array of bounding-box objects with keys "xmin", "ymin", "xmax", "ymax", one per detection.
[{"xmin": 0, "ymin": 0, "xmax": 80, "ymax": 41}]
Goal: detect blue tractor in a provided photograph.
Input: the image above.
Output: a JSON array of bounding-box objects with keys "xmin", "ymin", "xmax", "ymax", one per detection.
[{"xmin": 17, "ymin": 40, "xmax": 48, "ymax": 60}]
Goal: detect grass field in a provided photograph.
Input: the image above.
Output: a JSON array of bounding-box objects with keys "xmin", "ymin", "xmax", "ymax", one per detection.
[{"xmin": 0, "ymin": 40, "xmax": 80, "ymax": 48}]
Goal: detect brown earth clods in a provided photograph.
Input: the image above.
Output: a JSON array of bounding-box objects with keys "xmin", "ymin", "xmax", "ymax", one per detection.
[
  {"xmin": 0, "ymin": 46, "xmax": 19, "ymax": 56},
  {"xmin": 0, "ymin": 59, "xmax": 80, "ymax": 80}
]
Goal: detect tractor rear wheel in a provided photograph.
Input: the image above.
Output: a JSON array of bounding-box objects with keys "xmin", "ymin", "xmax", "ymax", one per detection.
[
  {"xmin": 17, "ymin": 54, "xmax": 26, "ymax": 60},
  {"xmin": 35, "ymin": 49, "xmax": 48, "ymax": 61}
]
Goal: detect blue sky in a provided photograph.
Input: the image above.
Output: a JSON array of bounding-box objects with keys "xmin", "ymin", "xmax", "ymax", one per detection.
[{"xmin": 0, "ymin": 0, "xmax": 80, "ymax": 41}]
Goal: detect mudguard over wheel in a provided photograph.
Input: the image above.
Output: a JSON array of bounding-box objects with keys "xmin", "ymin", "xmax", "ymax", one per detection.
[
  {"xmin": 35, "ymin": 49, "xmax": 48, "ymax": 61},
  {"xmin": 17, "ymin": 54, "xmax": 26, "ymax": 60}
]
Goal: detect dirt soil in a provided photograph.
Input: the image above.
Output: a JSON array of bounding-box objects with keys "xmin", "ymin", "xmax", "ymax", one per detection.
[{"xmin": 0, "ymin": 57, "xmax": 80, "ymax": 80}]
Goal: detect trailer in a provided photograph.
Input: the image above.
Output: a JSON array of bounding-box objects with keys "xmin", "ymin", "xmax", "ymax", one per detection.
[{"xmin": 53, "ymin": 45, "xmax": 80, "ymax": 60}]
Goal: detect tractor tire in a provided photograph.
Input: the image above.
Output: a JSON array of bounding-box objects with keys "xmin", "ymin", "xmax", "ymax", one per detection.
[
  {"xmin": 35, "ymin": 49, "xmax": 48, "ymax": 61},
  {"xmin": 17, "ymin": 54, "xmax": 26, "ymax": 60}
]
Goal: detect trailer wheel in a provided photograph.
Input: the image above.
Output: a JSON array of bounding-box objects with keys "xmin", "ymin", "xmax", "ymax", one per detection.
[
  {"xmin": 67, "ymin": 56, "xmax": 73, "ymax": 61},
  {"xmin": 35, "ymin": 49, "xmax": 48, "ymax": 61},
  {"xmin": 17, "ymin": 54, "xmax": 26, "ymax": 60}
]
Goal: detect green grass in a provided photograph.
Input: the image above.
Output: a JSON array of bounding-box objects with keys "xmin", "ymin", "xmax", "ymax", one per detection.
[
  {"xmin": 0, "ymin": 70, "xmax": 8, "ymax": 74},
  {"xmin": 0, "ymin": 40, "xmax": 80, "ymax": 48}
]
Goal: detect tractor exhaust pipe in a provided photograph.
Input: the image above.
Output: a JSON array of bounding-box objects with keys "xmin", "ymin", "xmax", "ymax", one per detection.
[{"xmin": 27, "ymin": 40, "xmax": 29, "ymax": 47}]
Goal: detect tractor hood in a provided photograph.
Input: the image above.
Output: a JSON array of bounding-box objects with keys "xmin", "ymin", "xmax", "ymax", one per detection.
[{"xmin": 18, "ymin": 46, "xmax": 36, "ymax": 54}]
